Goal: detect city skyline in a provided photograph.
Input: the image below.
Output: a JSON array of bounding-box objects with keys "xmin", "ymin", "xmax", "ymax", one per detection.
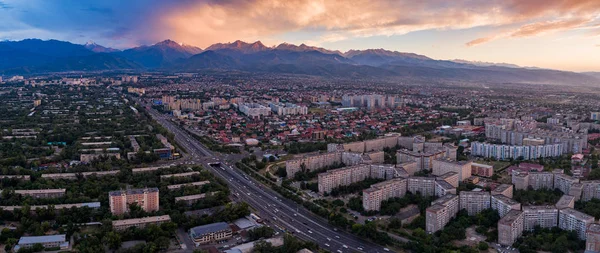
[{"xmin": 0, "ymin": 0, "xmax": 599, "ymax": 71}]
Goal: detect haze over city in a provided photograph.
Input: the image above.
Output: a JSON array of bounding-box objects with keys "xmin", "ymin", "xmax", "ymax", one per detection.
[{"xmin": 1, "ymin": 0, "xmax": 600, "ymax": 71}]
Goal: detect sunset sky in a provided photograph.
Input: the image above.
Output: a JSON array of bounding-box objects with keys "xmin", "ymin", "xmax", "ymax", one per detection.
[{"xmin": 1, "ymin": 0, "xmax": 599, "ymax": 71}]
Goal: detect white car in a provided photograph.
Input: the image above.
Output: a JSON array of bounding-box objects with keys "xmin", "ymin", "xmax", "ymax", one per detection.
[
  {"xmin": 342, "ymin": 245, "xmax": 348, "ymax": 248},
  {"xmin": 325, "ymin": 243, "xmax": 330, "ymax": 247},
  {"xmin": 383, "ymin": 248, "xmax": 390, "ymax": 252}
]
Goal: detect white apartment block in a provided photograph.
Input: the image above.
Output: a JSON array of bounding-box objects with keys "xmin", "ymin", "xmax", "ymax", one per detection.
[
  {"xmin": 522, "ymin": 205, "xmax": 558, "ymax": 231},
  {"xmin": 459, "ymin": 191, "xmax": 491, "ymax": 215},
  {"xmin": 491, "ymin": 194, "xmax": 521, "ymax": 218},
  {"xmin": 362, "ymin": 178, "xmax": 407, "ymax": 211},
  {"xmin": 425, "ymin": 194, "xmax": 459, "ymax": 234},
  {"xmin": 238, "ymin": 103, "xmax": 271, "ymax": 118},
  {"xmin": 268, "ymin": 102, "xmax": 308, "ymax": 116},
  {"xmin": 554, "ymin": 173, "xmax": 579, "ymax": 195},
  {"xmin": 471, "ymin": 142, "xmax": 565, "ymax": 160},
  {"xmin": 407, "ymin": 177, "xmax": 436, "ymax": 196},
  {"xmin": 512, "ymin": 171, "xmax": 554, "ymax": 190},
  {"xmin": 498, "ymin": 210, "xmax": 524, "ymax": 246},
  {"xmin": 432, "ymin": 159, "xmax": 472, "ymax": 182},
  {"xmin": 558, "ymin": 208, "xmax": 595, "ymax": 240},
  {"xmin": 318, "ymin": 164, "xmax": 394, "ymax": 193},
  {"xmin": 582, "ymin": 181, "xmax": 600, "ymax": 201}
]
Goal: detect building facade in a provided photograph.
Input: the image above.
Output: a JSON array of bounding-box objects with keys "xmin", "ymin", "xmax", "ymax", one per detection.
[{"xmin": 109, "ymin": 188, "xmax": 159, "ymax": 215}]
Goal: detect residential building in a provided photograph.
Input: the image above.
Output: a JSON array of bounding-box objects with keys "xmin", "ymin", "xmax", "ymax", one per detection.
[
  {"xmin": 554, "ymin": 173, "xmax": 579, "ymax": 195},
  {"xmin": 15, "ymin": 235, "xmax": 69, "ymax": 251},
  {"xmin": 558, "ymin": 208, "xmax": 595, "ymax": 240},
  {"xmin": 397, "ymin": 149, "xmax": 446, "ymax": 172},
  {"xmin": 176, "ymin": 192, "xmax": 216, "ymax": 206},
  {"xmin": 587, "ymin": 223, "xmax": 600, "ymax": 252},
  {"xmin": 425, "ymin": 194, "xmax": 459, "ymax": 234},
  {"xmin": 492, "ymin": 184, "xmax": 514, "ymax": 198},
  {"xmin": 362, "ymin": 178, "xmax": 407, "ymax": 211},
  {"xmin": 189, "ymin": 222, "xmax": 233, "ymax": 245},
  {"xmin": 471, "ymin": 162, "xmax": 494, "ymax": 177},
  {"xmin": 491, "ymin": 194, "xmax": 521, "ymax": 218},
  {"xmin": 498, "ymin": 210, "xmax": 524, "ymax": 246},
  {"xmin": 471, "ymin": 142, "xmax": 565, "ymax": 160},
  {"xmin": 238, "ymin": 103, "xmax": 270, "ymax": 118},
  {"xmin": 112, "ymin": 215, "xmax": 171, "ymax": 231},
  {"xmin": 318, "ymin": 164, "xmax": 394, "ymax": 193},
  {"xmin": 555, "ymin": 195, "xmax": 575, "ymax": 210},
  {"xmin": 436, "ymin": 172, "xmax": 459, "ymax": 188},
  {"xmin": 268, "ymin": 102, "xmax": 308, "ymax": 115},
  {"xmin": 592, "ymin": 112, "xmax": 600, "ymax": 121},
  {"xmin": 522, "ymin": 205, "xmax": 558, "ymax": 231},
  {"xmin": 459, "ymin": 191, "xmax": 491, "ymax": 215},
  {"xmin": 285, "ymin": 152, "xmax": 342, "ymax": 178},
  {"xmin": 13, "ymin": 189, "xmax": 66, "ymax": 198},
  {"xmin": 407, "ymin": 177, "xmax": 436, "ymax": 196},
  {"xmin": 570, "ymin": 183, "xmax": 584, "ymax": 201},
  {"xmin": 432, "ymin": 159, "xmax": 472, "ymax": 182},
  {"xmin": 582, "ymin": 181, "xmax": 600, "ymax": 201},
  {"xmin": 109, "ymin": 188, "xmax": 159, "ymax": 215},
  {"xmin": 434, "ymin": 180, "xmax": 456, "ymax": 197}
]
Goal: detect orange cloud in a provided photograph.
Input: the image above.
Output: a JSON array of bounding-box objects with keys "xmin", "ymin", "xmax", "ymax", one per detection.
[{"xmin": 157, "ymin": 0, "xmax": 600, "ymax": 48}]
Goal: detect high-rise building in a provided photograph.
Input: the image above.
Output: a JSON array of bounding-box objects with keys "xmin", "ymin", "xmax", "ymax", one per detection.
[
  {"xmin": 558, "ymin": 208, "xmax": 595, "ymax": 240},
  {"xmin": 425, "ymin": 194, "xmax": 459, "ymax": 234},
  {"xmin": 570, "ymin": 183, "xmax": 584, "ymax": 201},
  {"xmin": 522, "ymin": 205, "xmax": 558, "ymax": 231},
  {"xmin": 492, "ymin": 184, "xmax": 514, "ymax": 198},
  {"xmin": 459, "ymin": 191, "xmax": 491, "ymax": 215},
  {"xmin": 434, "ymin": 180, "xmax": 456, "ymax": 197},
  {"xmin": 436, "ymin": 172, "xmax": 459, "ymax": 188},
  {"xmin": 318, "ymin": 164, "xmax": 393, "ymax": 193},
  {"xmin": 362, "ymin": 178, "xmax": 407, "ymax": 211},
  {"xmin": 491, "ymin": 194, "xmax": 521, "ymax": 218},
  {"xmin": 587, "ymin": 223, "xmax": 600, "ymax": 252},
  {"xmin": 554, "ymin": 172, "xmax": 579, "ymax": 194},
  {"xmin": 555, "ymin": 195, "xmax": 575, "ymax": 210},
  {"xmin": 432, "ymin": 159, "xmax": 472, "ymax": 182},
  {"xmin": 407, "ymin": 177, "xmax": 436, "ymax": 196},
  {"xmin": 471, "ymin": 163, "xmax": 494, "ymax": 177},
  {"xmin": 109, "ymin": 188, "xmax": 159, "ymax": 215},
  {"xmin": 498, "ymin": 210, "xmax": 524, "ymax": 246},
  {"xmin": 582, "ymin": 181, "xmax": 600, "ymax": 201}
]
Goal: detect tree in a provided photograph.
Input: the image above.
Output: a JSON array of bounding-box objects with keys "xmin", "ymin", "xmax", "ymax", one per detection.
[
  {"xmin": 102, "ymin": 231, "xmax": 122, "ymax": 251},
  {"xmin": 478, "ymin": 242, "xmax": 489, "ymax": 251}
]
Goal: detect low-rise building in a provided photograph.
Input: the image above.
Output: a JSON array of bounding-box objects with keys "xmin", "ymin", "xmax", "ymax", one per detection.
[
  {"xmin": 13, "ymin": 189, "xmax": 66, "ymax": 198},
  {"xmin": 189, "ymin": 222, "xmax": 233, "ymax": 245},
  {"xmin": 15, "ymin": 235, "xmax": 69, "ymax": 251},
  {"xmin": 112, "ymin": 215, "xmax": 171, "ymax": 231}
]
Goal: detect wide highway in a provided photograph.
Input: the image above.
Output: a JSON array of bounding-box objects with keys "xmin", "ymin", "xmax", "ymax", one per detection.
[{"xmin": 137, "ymin": 99, "xmax": 393, "ymax": 253}]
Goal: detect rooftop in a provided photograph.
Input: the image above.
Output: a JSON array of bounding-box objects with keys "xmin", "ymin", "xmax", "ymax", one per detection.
[
  {"xmin": 109, "ymin": 187, "xmax": 159, "ymax": 196},
  {"xmin": 112, "ymin": 215, "xmax": 171, "ymax": 227},
  {"xmin": 560, "ymin": 207, "xmax": 594, "ymax": 220},
  {"xmin": 492, "ymin": 184, "xmax": 513, "ymax": 194},
  {"xmin": 498, "ymin": 210, "xmax": 524, "ymax": 225},
  {"xmin": 555, "ymin": 195, "xmax": 575, "ymax": 209},
  {"xmin": 18, "ymin": 234, "xmax": 66, "ymax": 245},
  {"xmin": 492, "ymin": 194, "xmax": 519, "ymax": 205},
  {"xmin": 190, "ymin": 222, "xmax": 230, "ymax": 236}
]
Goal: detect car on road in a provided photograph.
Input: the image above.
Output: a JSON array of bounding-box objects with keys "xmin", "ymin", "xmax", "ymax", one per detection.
[
  {"xmin": 307, "ymin": 230, "xmax": 313, "ymax": 234},
  {"xmin": 324, "ymin": 243, "xmax": 330, "ymax": 247},
  {"xmin": 326, "ymin": 237, "xmax": 331, "ymax": 241},
  {"xmin": 335, "ymin": 235, "xmax": 340, "ymax": 239},
  {"xmin": 342, "ymin": 245, "xmax": 348, "ymax": 248},
  {"xmin": 383, "ymin": 248, "xmax": 390, "ymax": 251}
]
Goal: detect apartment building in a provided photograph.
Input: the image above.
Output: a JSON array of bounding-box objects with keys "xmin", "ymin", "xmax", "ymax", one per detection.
[
  {"xmin": 498, "ymin": 210, "xmax": 524, "ymax": 246},
  {"xmin": 13, "ymin": 189, "xmax": 66, "ymax": 198},
  {"xmin": 558, "ymin": 208, "xmax": 595, "ymax": 240},
  {"xmin": 512, "ymin": 171, "xmax": 554, "ymax": 190},
  {"xmin": 285, "ymin": 152, "xmax": 342, "ymax": 178},
  {"xmin": 398, "ymin": 161, "xmax": 418, "ymax": 176},
  {"xmin": 175, "ymin": 192, "xmax": 216, "ymax": 206},
  {"xmin": 397, "ymin": 149, "xmax": 446, "ymax": 172},
  {"xmin": 491, "ymin": 194, "xmax": 521, "ymax": 218},
  {"xmin": 471, "ymin": 162, "xmax": 494, "ymax": 177},
  {"xmin": 189, "ymin": 222, "xmax": 233, "ymax": 245},
  {"xmin": 362, "ymin": 178, "xmax": 407, "ymax": 211},
  {"xmin": 167, "ymin": 181, "xmax": 210, "ymax": 190},
  {"xmin": 492, "ymin": 184, "xmax": 514, "ymax": 198},
  {"xmin": 522, "ymin": 205, "xmax": 558, "ymax": 231},
  {"xmin": 555, "ymin": 195, "xmax": 575, "ymax": 210},
  {"xmin": 570, "ymin": 183, "xmax": 584, "ymax": 201},
  {"xmin": 109, "ymin": 188, "xmax": 159, "ymax": 215},
  {"xmin": 160, "ymin": 171, "xmax": 200, "ymax": 179},
  {"xmin": 407, "ymin": 177, "xmax": 436, "ymax": 196},
  {"xmin": 471, "ymin": 142, "xmax": 565, "ymax": 160},
  {"xmin": 268, "ymin": 102, "xmax": 308, "ymax": 116},
  {"xmin": 425, "ymin": 194, "xmax": 460, "ymax": 234},
  {"xmin": 112, "ymin": 215, "xmax": 171, "ymax": 231},
  {"xmin": 587, "ymin": 223, "xmax": 600, "ymax": 252},
  {"xmin": 238, "ymin": 103, "xmax": 270, "ymax": 118},
  {"xmin": 432, "ymin": 159, "xmax": 472, "ymax": 182},
  {"xmin": 434, "ymin": 180, "xmax": 456, "ymax": 197},
  {"xmin": 317, "ymin": 164, "xmax": 371, "ymax": 193},
  {"xmin": 554, "ymin": 173, "xmax": 579, "ymax": 195},
  {"xmin": 582, "ymin": 181, "xmax": 600, "ymax": 201},
  {"xmin": 460, "ymin": 191, "xmax": 491, "ymax": 215},
  {"xmin": 436, "ymin": 172, "xmax": 459, "ymax": 188}
]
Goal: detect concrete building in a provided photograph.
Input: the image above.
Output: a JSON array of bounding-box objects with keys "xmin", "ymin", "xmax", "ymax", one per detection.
[
  {"xmin": 498, "ymin": 210, "xmax": 524, "ymax": 246},
  {"xmin": 434, "ymin": 180, "xmax": 456, "ymax": 197},
  {"xmin": 432, "ymin": 159, "xmax": 472, "ymax": 182},
  {"xmin": 362, "ymin": 178, "xmax": 407, "ymax": 211},
  {"xmin": 13, "ymin": 189, "xmax": 66, "ymax": 198},
  {"xmin": 436, "ymin": 172, "xmax": 459, "ymax": 188},
  {"xmin": 471, "ymin": 142, "xmax": 565, "ymax": 160},
  {"xmin": 554, "ymin": 173, "xmax": 579, "ymax": 195},
  {"xmin": 189, "ymin": 222, "xmax": 233, "ymax": 245},
  {"xmin": 15, "ymin": 235, "xmax": 69, "ymax": 251},
  {"xmin": 471, "ymin": 162, "xmax": 494, "ymax": 177},
  {"xmin": 512, "ymin": 171, "xmax": 554, "ymax": 190},
  {"xmin": 407, "ymin": 177, "xmax": 436, "ymax": 196},
  {"xmin": 268, "ymin": 102, "xmax": 308, "ymax": 116},
  {"xmin": 555, "ymin": 195, "xmax": 575, "ymax": 210},
  {"xmin": 425, "ymin": 194, "xmax": 459, "ymax": 234},
  {"xmin": 318, "ymin": 164, "xmax": 393, "ymax": 193},
  {"xmin": 112, "ymin": 215, "xmax": 171, "ymax": 231},
  {"xmin": 582, "ymin": 181, "xmax": 600, "ymax": 201},
  {"xmin": 522, "ymin": 205, "xmax": 558, "ymax": 231},
  {"xmin": 238, "ymin": 103, "xmax": 270, "ymax": 118},
  {"xmin": 167, "ymin": 181, "xmax": 210, "ymax": 190},
  {"xmin": 492, "ymin": 184, "xmax": 514, "ymax": 198},
  {"xmin": 460, "ymin": 191, "xmax": 491, "ymax": 215},
  {"xmin": 285, "ymin": 152, "xmax": 342, "ymax": 178},
  {"xmin": 397, "ymin": 149, "xmax": 446, "ymax": 172},
  {"xmin": 491, "ymin": 194, "xmax": 521, "ymax": 218},
  {"xmin": 587, "ymin": 223, "xmax": 600, "ymax": 252},
  {"xmin": 558, "ymin": 208, "xmax": 595, "ymax": 240},
  {"xmin": 570, "ymin": 182, "xmax": 584, "ymax": 201},
  {"xmin": 109, "ymin": 188, "xmax": 159, "ymax": 215},
  {"xmin": 175, "ymin": 192, "xmax": 216, "ymax": 206}
]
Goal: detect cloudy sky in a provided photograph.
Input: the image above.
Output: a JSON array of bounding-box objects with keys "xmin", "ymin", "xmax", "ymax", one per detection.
[{"xmin": 1, "ymin": 0, "xmax": 599, "ymax": 71}]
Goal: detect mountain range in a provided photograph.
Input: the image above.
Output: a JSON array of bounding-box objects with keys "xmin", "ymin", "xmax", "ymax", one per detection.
[{"xmin": 0, "ymin": 38, "xmax": 598, "ymax": 86}]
